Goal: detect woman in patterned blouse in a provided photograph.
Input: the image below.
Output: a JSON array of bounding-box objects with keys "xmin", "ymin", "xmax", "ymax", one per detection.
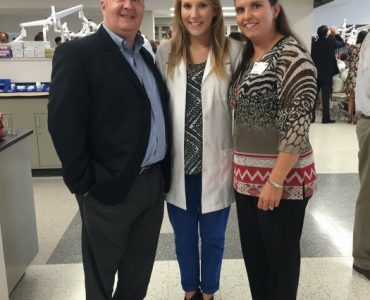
[
  {"xmin": 156, "ymin": 0, "xmax": 243, "ymax": 299},
  {"xmin": 230, "ymin": 0, "xmax": 317, "ymax": 299},
  {"xmin": 344, "ymin": 30, "xmax": 368, "ymax": 124}
]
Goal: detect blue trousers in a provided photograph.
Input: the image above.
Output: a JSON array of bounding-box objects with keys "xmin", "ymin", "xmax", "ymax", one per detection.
[{"xmin": 167, "ymin": 173, "xmax": 230, "ymax": 294}]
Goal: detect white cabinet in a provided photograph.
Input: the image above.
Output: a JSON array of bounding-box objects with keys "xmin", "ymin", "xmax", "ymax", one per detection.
[
  {"xmin": 0, "ymin": 131, "xmax": 38, "ymax": 294},
  {"xmin": 34, "ymin": 113, "xmax": 60, "ymax": 167},
  {"xmin": 0, "ymin": 226, "xmax": 9, "ymax": 300},
  {"xmin": 0, "ymin": 96, "xmax": 61, "ymax": 168}
]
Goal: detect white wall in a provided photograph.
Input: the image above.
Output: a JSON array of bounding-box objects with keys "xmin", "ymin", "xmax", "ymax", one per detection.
[
  {"xmin": 141, "ymin": 11, "xmax": 155, "ymax": 40},
  {"xmin": 0, "ymin": 226, "xmax": 9, "ymax": 300},
  {"xmin": 281, "ymin": 0, "xmax": 314, "ymax": 50},
  {"xmin": 314, "ymin": 0, "xmax": 370, "ymax": 31},
  {"xmin": 156, "ymin": 0, "xmax": 314, "ymax": 49}
]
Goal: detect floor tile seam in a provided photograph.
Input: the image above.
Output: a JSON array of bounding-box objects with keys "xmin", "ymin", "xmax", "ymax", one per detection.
[
  {"xmin": 301, "ymin": 256, "xmax": 352, "ymax": 260},
  {"xmin": 34, "ymin": 256, "xmax": 354, "ymax": 268},
  {"xmin": 27, "ymin": 262, "xmax": 84, "ymax": 269},
  {"xmin": 45, "ymin": 211, "xmax": 81, "ymax": 265}
]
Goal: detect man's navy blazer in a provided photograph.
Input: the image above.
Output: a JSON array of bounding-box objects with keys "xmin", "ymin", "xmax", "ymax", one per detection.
[
  {"xmin": 48, "ymin": 26, "xmax": 171, "ymax": 205},
  {"xmin": 311, "ymin": 36, "xmax": 340, "ymax": 84}
]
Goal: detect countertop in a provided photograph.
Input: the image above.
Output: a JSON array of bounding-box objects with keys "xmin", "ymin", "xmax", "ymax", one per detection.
[
  {"xmin": 0, "ymin": 92, "xmax": 48, "ymax": 98},
  {"xmin": 0, "ymin": 129, "xmax": 33, "ymax": 152}
]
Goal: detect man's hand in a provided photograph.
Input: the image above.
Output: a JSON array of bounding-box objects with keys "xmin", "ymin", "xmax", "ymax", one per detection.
[{"xmin": 329, "ymin": 26, "xmax": 337, "ymax": 36}]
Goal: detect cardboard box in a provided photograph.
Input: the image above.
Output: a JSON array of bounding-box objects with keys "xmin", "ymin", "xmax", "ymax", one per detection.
[
  {"xmin": 10, "ymin": 42, "xmax": 23, "ymax": 50},
  {"xmin": 34, "ymin": 46, "xmax": 45, "ymax": 58},
  {"xmin": 23, "ymin": 47, "xmax": 35, "ymax": 58},
  {"xmin": 11, "ymin": 48, "xmax": 24, "ymax": 58},
  {"xmin": 23, "ymin": 41, "xmax": 51, "ymax": 48}
]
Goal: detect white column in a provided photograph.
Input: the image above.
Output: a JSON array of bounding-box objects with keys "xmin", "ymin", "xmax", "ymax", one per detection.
[
  {"xmin": 281, "ymin": 0, "xmax": 314, "ymax": 50},
  {"xmin": 141, "ymin": 10, "xmax": 155, "ymax": 40},
  {"xmin": 0, "ymin": 226, "xmax": 9, "ymax": 300}
]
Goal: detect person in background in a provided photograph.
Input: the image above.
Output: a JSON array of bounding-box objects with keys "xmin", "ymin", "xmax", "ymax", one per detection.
[
  {"xmin": 160, "ymin": 27, "xmax": 173, "ymax": 44},
  {"xmin": 48, "ymin": 0, "xmax": 171, "ymax": 299},
  {"xmin": 352, "ymin": 31, "xmax": 370, "ymax": 281},
  {"xmin": 156, "ymin": 0, "xmax": 242, "ymax": 299},
  {"xmin": 34, "ymin": 31, "xmax": 43, "ymax": 41},
  {"xmin": 166, "ymin": 27, "xmax": 173, "ymax": 39},
  {"xmin": 149, "ymin": 39, "xmax": 157, "ymax": 53},
  {"xmin": 0, "ymin": 32, "xmax": 9, "ymax": 43},
  {"xmin": 339, "ymin": 52, "xmax": 349, "ymax": 68},
  {"xmin": 230, "ymin": 0, "xmax": 317, "ymax": 299},
  {"xmin": 311, "ymin": 25, "xmax": 341, "ymax": 123},
  {"xmin": 54, "ymin": 36, "xmax": 62, "ymax": 46},
  {"xmin": 228, "ymin": 31, "xmax": 246, "ymax": 43},
  {"xmin": 328, "ymin": 26, "xmax": 345, "ymax": 50},
  {"xmin": 344, "ymin": 30, "xmax": 368, "ymax": 124}
]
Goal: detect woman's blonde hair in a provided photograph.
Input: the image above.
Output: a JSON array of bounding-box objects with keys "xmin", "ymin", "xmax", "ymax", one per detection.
[{"xmin": 167, "ymin": 0, "xmax": 229, "ymax": 78}]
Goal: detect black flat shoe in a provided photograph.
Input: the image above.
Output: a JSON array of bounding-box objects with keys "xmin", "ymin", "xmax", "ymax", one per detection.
[
  {"xmin": 322, "ymin": 119, "xmax": 336, "ymax": 124},
  {"xmin": 185, "ymin": 288, "xmax": 202, "ymax": 300}
]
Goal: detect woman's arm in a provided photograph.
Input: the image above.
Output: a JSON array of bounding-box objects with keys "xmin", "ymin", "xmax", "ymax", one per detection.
[
  {"xmin": 258, "ymin": 40, "xmax": 317, "ymax": 211},
  {"xmin": 258, "ymin": 152, "xmax": 299, "ymax": 210}
]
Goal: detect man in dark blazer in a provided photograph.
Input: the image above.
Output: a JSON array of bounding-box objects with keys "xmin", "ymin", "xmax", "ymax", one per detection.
[
  {"xmin": 311, "ymin": 25, "xmax": 344, "ymax": 123},
  {"xmin": 48, "ymin": 0, "xmax": 171, "ymax": 299}
]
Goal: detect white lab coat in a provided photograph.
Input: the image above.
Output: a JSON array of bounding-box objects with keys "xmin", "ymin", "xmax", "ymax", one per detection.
[{"xmin": 156, "ymin": 38, "xmax": 243, "ymax": 213}]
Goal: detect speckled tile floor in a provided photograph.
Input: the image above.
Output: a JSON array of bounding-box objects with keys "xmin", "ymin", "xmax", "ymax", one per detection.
[
  {"xmin": 9, "ymin": 259, "xmax": 370, "ymax": 300},
  {"xmin": 7, "ymin": 122, "xmax": 370, "ymax": 299}
]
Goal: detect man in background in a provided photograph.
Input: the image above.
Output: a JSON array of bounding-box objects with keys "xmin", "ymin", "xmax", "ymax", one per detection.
[
  {"xmin": 0, "ymin": 32, "xmax": 9, "ymax": 43},
  {"xmin": 54, "ymin": 36, "xmax": 62, "ymax": 46},
  {"xmin": 311, "ymin": 25, "xmax": 342, "ymax": 123},
  {"xmin": 34, "ymin": 31, "xmax": 43, "ymax": 41},
  {"xmin": 353, "ymin": 31, "xmax": 370, "ymax": 281},
  {"xmin": 48, "ymin": 0, "xmax": 171, "ymax": 298},
  {"xmin": 328, "ymin": 26, "xmax": 345, "ymax": 50}
]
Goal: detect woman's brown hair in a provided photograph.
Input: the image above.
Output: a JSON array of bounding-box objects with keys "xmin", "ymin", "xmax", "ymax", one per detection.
[{"xmin": 232, "ymin": 0, "xmax": 300, "ymax": 81}]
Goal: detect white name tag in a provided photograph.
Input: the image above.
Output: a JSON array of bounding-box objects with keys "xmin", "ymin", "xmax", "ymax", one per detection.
[{"xmin": 251, "ymin": 62, "xmax": 268, "ymax": 75}]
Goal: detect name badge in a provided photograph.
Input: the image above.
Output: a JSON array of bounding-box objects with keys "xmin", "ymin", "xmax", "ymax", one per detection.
[{"xmin": 251, "ymin": 62, "xmax": 268, "ymax": 75}]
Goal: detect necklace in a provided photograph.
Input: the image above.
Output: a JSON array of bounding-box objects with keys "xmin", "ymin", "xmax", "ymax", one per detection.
[{"xmin": 253, "ymin": 37, "xmax": 279, "ymax": 62}]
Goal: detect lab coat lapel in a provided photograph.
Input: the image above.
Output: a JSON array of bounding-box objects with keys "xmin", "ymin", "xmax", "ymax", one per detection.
[{"xmin": 202, "ymin": 50, "xmax": 213, "ymax": 83}]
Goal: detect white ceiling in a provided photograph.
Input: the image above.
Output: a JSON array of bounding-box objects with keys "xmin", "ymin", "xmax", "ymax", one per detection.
[{"xmin": 0, "ymin": 0, "xmax": 235, "ymax": 17}]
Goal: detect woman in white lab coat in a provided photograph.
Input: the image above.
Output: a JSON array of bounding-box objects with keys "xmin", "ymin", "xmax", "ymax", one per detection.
[{"xmin": 155, "ymin": 0, "xmax": 242, "ymax": 299}]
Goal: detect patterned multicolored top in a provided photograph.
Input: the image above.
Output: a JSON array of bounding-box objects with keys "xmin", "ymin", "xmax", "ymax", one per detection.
[
  {"xmin": 344, "ymin": 44, "xmax": 361, "ymax": 96},
  {"xmin": 184, "ymin": 61, "xmax": 206, "ymax": 175},
  {"xmin": 230, "ymin": 36, "xmax": 317, "ymax": 200}
]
